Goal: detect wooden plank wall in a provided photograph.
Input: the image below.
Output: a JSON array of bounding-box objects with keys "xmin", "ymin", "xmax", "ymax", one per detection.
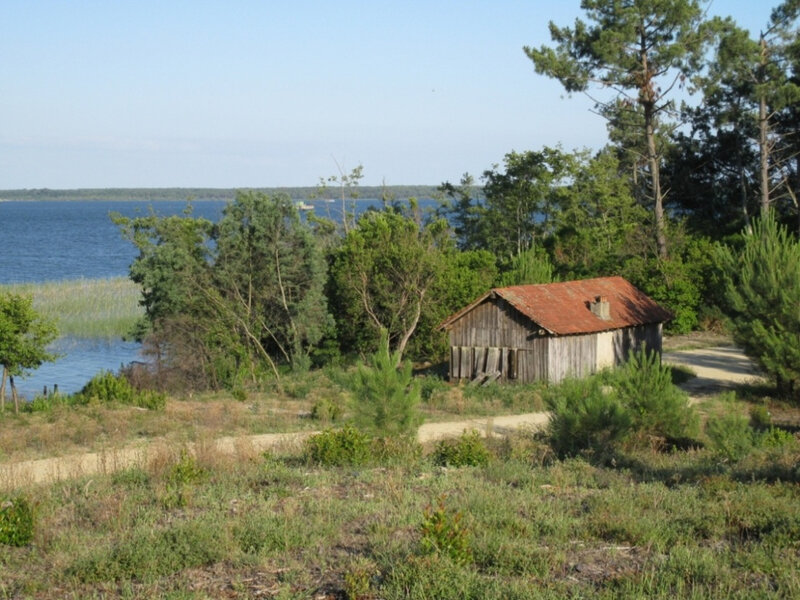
[
  {"xmin": 547, "ymin": 334, "xmax": 598, "ymax": 383},
  {"xmin": 448, "ymin": 298, "xmax": 534, "ymax": 348}
]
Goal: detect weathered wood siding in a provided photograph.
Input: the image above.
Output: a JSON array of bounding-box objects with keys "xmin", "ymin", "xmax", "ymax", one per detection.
[
  {"xmin": 547, "ymin": 334, "xmax": 598, "ymax": 383},
  {"xmin": 447, "ymin": 298, "xmax": 533, "ymax": 348},
  {"xmin": 612, "ymin": 323, "xmax": 662, "ymax": 362}
]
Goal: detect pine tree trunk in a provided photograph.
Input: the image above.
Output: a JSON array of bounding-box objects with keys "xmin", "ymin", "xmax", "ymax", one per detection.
[
  {"xmin": 10, "ymin": 375, "xmax": 19, "ymax": 414},
  {"xmin": 759, "ymin": 35, "xmax": 771, "ymax": 215},
  {"xmin": 0, "ymin": 366, "xmax": 6, "ymax": 412},
  {"xmin": 644, "ymin": 102, "xmax": 668, "ymax": 259}
]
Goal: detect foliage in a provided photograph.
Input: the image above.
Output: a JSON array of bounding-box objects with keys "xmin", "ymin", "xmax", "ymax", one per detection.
[
  {"xmin": 419, "ymin": 495, "xmax": 472, "ymax": 565},
  {"xmin": 613, "ymin": 350, "xmax": 699, "ymax": 440},
  {"xmin": 0, "ymin": 291, "xmax": 58, "ymax": 412},
  {"xmin": 304, "ymin": 426, "xmax": 372, "ymax": 467},
  {"xmin": 0, "ymin": 495, "xmax": 34, "ymax": 547},
  {"xmin": 546, "ymin": 377, "xmax": 632, "ymax": 459},
  {"xmin": 348, "ymin": 331, "xmax": 422, "ymax": 439},
  {"xmin": 432, "ymin": 430, "xmax": 491, "ymax": 467},
  {"xmin": 716, "ymin": 214, "xmax": 800, "ymax": 396},
  {"xmin": 496, "ymin": 245, "xmax": 555, "ymax": 286},
  {"xmin": 310, "ymin": 397, "xmax": 343, "ymax": 423},
  {"xmin": 525, "ymin": 0, "xmax": 709, "ymax": 259},
  {"xmin": 706, "ymin": 412, "xmax": 756, "ymax": 462},
  {"xmin": 330, "ymin": 207, "xmax": 448, "ymax": 360},
  {"xmin": 75, "ymin": 370, "xmax": 166, "ymax": 410},
  {"xmin": 115, "ymin": 192, "xmax": 331, "ymax": 389}
]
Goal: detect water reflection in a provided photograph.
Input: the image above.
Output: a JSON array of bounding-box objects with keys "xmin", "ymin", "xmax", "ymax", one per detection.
[{"xmin": 15, "ymin": 337, "xmax": 143, "ymax": 399}]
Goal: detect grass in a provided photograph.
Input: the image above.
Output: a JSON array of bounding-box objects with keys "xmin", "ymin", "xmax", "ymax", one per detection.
[
  {"xmin": 1, "ymin": 420, "xmax": 798, "ymax": 599},
  {"xmin": 1, "ymin": 277, "xmax": 143, "ymax": 339}
]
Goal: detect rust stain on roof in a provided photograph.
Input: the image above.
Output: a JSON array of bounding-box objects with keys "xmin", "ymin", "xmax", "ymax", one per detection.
[{"xmin": 440, "ymin": 276, "xmax": 672, "ymax": 335}]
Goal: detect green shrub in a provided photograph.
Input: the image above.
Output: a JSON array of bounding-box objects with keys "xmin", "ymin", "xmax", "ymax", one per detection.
[
  {"xmin": 75, "ymin": 370, "xmax": 166, "ymax": 410},
  {"xmin": 419, "ymin": 495, "xmax": 472, "ymax": 565},
  {"xmin": 304, "ymin": 426, "xmax": 371, "ymax": 466},
  {"xmin": 758, "ymin": 427, "xmax": 796, "ymax": 449},
  {"xmin": 0, "ymin": 495, "xmax": 34, "ymax": 546},
  {"xmin": 749, "ymin": 404, "xmax": 772, "ymax": 430},
  {"xmin": 310, "ymin": 397, "xmax": 342, "ymax": 422},
  {"xmin": 706, "ymin": 413, "xmax": 755, "ymax": 462},
  {"xmin": 432, "ymin": 430, "xmax": 490, "ymax": 467},
  {"xmin": 614, "ymin": 349, "xmax": 699, "ymax": 440},
  {"xmin": 349, "ymin": 330, "xmax": 422, "ymax": 439},
  {"xmin": 546, "ymin": 378, "xmax": 632, "ymax": 458}
]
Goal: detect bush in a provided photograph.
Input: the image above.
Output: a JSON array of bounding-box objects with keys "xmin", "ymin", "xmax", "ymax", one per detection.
[
  {"xmin": 419, "ymin": 495, "xmax": 472, "ymax": 565},
  {"xmin": 706, "ymin": 413, "xmax": 755, "ymax": 462},
  {"xmin": 75, "ymin": 370, "xmax": 166, "ymax": 410},
  {"xmin": 349, "ymin": 330, "xmax": 422, "ymax": 439},
  {"xmin": 0, "ymin": 495, "xmax": 34, "ymax": 546},
  {"xmin": 614, "ymin": 350, "xmax": 699, "ymax": 441},
  {"xmin": 546, "ymin": 378, "xmax": 632, "ymax": 459},
  {"xmin": 432, "ymin": 430, "xmax": 490, "ymax": 467},
  {"xmin": 310, "ymin": 397, "xmax": 342, "ymax": 423},
  {"xmin": 304, "ymin": 426, "xmax": 372, "ymax": 467}
]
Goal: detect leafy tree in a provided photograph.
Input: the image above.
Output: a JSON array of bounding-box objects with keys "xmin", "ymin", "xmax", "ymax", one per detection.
[
  {"xmin": 481, "ymin": 148, "xmax": 576, "ymax": 260},
  {"xmin": 525, "ymin": 0, "xmax": 709, "ymax": 259},
  {"xmin": 331, "ymin": 208, "xmax": 448, "ymax": 362},
  {"xmin": 435, "ymin": 173, "xmax": 486, "ymax": 251},
  {"xmin": 0, "ymin": 292, "xmax": 58, "ymax": 413},
  {"xmin": 497, "ymin": 246, "xmax": 555, "ymax": 286},
  {"xmin": 115, "ymin": 192, "xmax": 330, "ymax": 389},
  {"xmin": 716, "ymin": 214, "xmax": 800, "ymax": 397}
]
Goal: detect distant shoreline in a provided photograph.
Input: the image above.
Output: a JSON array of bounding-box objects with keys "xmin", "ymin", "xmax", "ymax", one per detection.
[{"xmin": 0, "ymin": 185, "xmax": 445, "ymax": 203}]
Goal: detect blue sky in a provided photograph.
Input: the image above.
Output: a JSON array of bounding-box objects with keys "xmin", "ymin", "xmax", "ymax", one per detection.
[{"xmin": 0, "ymin": 1, "xmax": 772, "ymax": 188}]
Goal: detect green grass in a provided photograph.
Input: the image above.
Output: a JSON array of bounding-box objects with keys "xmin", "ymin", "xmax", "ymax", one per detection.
[
  {"xmin": 1, "ymin": 277, "xmax": 143, "ymax": 339},
  {"xmin": 2, "ymin": 429, "xmax": 799, "ymax": 599}
]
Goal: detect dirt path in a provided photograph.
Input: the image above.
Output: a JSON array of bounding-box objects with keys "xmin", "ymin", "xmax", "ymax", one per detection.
[
  {"xmin": 663, "ymin": 346, "xmax": 763, "ymax": 397},
  {"xmin": 1, "ymin": 347, "xmax": 758, "ymax": 491},
  {"xmin": 0, "ymin": 413, "xmax": 549, "ymax": 491}
]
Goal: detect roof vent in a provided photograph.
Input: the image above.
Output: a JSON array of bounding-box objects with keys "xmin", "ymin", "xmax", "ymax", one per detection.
[{"xmin": 590, "ymin": 295, "xmax": 611, "ymax": 321}]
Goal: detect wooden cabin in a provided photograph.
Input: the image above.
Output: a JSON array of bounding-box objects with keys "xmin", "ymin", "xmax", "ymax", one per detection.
[{"xmin": 438, "ymin": 276, "xmax": 672, "ymax": 384}]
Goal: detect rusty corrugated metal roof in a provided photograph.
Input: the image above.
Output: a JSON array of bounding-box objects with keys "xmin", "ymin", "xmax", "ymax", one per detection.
[{"xmin": 439, "ymin": 276, "xmax": 672, "ymax": 335}]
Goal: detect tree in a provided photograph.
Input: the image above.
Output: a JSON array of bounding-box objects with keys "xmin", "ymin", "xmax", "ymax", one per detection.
[
  {"xmin": 0, "ymin": 292, "xmax": 58, "ymax": 413},
  {"xmin": 115, "ymin": 192, "xmax": 330, "ymax": 389},
  {"xmin": 435, "ymin": 173, "xmax": 486, "ymax": 251},
  {"xmin": 331, "ymin": 207, "xmax": 448, "ymax": 363},
  {"xmin": 716, "ymin": 214, "xmax": 800, "ymax": 397},
  {"xmin": 482, "ymin": 148, "xmax": 576, "ymax": 261},
  {"xmin": 525, "ymin": 0, "xmax": 709, "ymax": 259}
]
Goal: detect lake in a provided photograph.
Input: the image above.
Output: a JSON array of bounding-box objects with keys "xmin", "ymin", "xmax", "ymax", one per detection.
[{"xmin": 0, "ymin": 197, "xmax": 431, "ymax": 398}]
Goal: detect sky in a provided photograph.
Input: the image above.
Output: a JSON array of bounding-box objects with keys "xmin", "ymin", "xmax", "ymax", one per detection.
[{"xmin": 0, "ymin": 1, "xmax": 774, "ymax": 189}]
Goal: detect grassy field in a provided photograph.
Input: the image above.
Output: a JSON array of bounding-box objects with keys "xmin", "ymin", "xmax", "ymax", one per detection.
[
  {"xmin": 1, "ymin": 402, "xmax": 798, "ymax": 599},
  {"xmin": 1, "ymin": 277, "xmax": 143, "ymax": 339}
]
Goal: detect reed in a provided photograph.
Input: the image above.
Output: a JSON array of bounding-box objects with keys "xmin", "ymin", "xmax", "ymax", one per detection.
[{"xmin": 1, "ymin": 277, "xmax": 143, "ymax": 339}]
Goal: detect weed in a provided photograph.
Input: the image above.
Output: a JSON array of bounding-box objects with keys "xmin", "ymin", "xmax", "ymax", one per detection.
[
  {"xmin": 419, "ymin": 495, "xmax": 472, "ymax": 565},
  {"xmin": 311, "ymin": 397, "xmax": 342, "ymax": 422},
  {"xmin": 0, "ymin": 495, "xmax": 34, "ymax": 546},
  {"xmin": 343, "ymin": 558, "xmax": 378, "ymax": 600},
  {"xmin": 432, "ymin": 430, "xmax": 490, "ymax": 467}
]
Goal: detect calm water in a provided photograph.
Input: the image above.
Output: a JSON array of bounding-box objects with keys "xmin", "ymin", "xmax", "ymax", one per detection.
[
  {"xmin": 0, "ymin": 199, "xmax": 228, "ymax": 398},
  {"xmin": 1, "ymin": 197, "xmax": 424, "ymax": 398}
]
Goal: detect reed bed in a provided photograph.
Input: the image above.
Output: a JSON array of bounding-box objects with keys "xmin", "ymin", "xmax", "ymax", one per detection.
[{"xmin": 1, "ymin": 277, "xmax": 143, "ymax": 339}]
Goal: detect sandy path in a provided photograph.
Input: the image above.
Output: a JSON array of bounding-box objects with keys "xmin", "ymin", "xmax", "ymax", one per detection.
[
  {"xmin": 1, "ymin": 414, "xmax": 549, "ymax": 491},
  {"xmin": 663, "ymin": 346, "xmax": 763, "ymax": 396}
]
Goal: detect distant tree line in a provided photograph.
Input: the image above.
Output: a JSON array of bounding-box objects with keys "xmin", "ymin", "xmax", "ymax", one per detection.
[{"xmin": 0, "ymin": 185, "xmax": 442, "ymax": 203}]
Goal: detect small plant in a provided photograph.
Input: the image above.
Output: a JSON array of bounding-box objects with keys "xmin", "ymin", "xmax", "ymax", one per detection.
[
  {"xmin": 304, "ymin": 426, "xmax": 371, "ymax": 466},
  {"xmin": 310, "ymin": 397, "xmax": 342, "ymax": 422},
  {"xmin": 0, "ymin": 495, "xmax": 34, "ymax": 546},
  {"xmin": 349, "ymin": 329, "xmax": 422, "ymax": 439},
  {"xmin": 749, "ymin": 404, "xmax": 772, "ymax": 430},
  {"xmin": 419, "ymin": 495, "xmax": 472, "ymax": 565},
  {"xmin": 162, "ymin": 449, "xmax": 207, "ymax": 508},
  {"xmin": 706, "ymin": 413, "xmax": 755, "ymax": 462},
  {"xmin": 758, "ymin": 427, "xmax": 796, "ymax": 449},
  {"xmin": 343, "ymin": 558, "xmax": 377, "ymax": 600},
  {"xmin": 432, "ymin": 430, "xmax": 490, "ymax": 467}
]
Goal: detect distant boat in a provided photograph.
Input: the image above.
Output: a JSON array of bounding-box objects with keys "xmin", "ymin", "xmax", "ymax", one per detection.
[{"xmin": 295, "ymin": 201, "xmax": 314, "ymax": 211}]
